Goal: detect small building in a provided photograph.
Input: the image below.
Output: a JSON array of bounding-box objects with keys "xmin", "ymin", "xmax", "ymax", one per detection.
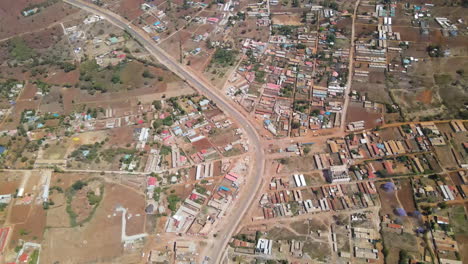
[
  {"xmin": 327, "ymin": 165, "xmax": 350, "ymax": 183},
  {"xmin": 0, "ymin": 194, "xmax": 12, "ymax": 204},
  {"xmin": 255, "ymin": 238, "xmax": 273, "ymax": 255}
]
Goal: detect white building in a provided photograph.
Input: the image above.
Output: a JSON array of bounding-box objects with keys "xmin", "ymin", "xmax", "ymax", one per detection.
[
  {"xmin": 256, "ymin": 238, "xmax": 273, "ymax": 255},
  {"xmin": 327, "ymin": 165, "xmax": 350, "ymax": 183}
]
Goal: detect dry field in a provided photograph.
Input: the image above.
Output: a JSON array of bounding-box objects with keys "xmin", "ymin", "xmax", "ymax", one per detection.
[
  {"xmin": 0, "ymin": 0, "xmax": 79, "ymax": 40},
  {"xmin": 41, "ymin": 181, "xmax": 145, "ymax": 263}
]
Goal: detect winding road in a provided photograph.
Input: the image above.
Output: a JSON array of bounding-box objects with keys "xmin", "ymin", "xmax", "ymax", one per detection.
[{"xmin": 63, "ymin": 0, "xmax": 265, "ymax": 263}]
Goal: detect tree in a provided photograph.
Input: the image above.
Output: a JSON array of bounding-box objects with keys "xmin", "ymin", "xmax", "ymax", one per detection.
[
  {"xmin": 438, "ymin": 202, "xmax": 448, "ymax": 209},
  {"xmin": 111, "ymin": 74, "xmax": 121, "ymax": 84},
  {"xmin": 398, "ymin": 249, "xmax": 410, "ymax": 264},
  {"xmin": 72, "ymin": 180, "xmax": 87, "ymax": 190},
  {"xmin": 142, "ymin": 70, "xmax": 154, "ymax": 78},
  {"xmin": 212, "ymin": 48, "xmax": 237, "ymax": 66},
  {"xmin": 152, "ymin": 100, "xmax": 162, "ymax": 110},
  {"xmin": 303, "ymin": 146, "xmax": 311, "ymax": 155},
  {"xmin": 153, "ymin": 119, "xmax": 163, "ymax": 129},
  {"xmin": 162, "ymin": 116, "xmax": 173, "ymax": 126},
  {"xmin": 167, "ymin": 194, "xmax": 181, "ymax": 212},
  {"xmin": 291, "ymin": 121, "xmax": 301, "ymax": 129}
]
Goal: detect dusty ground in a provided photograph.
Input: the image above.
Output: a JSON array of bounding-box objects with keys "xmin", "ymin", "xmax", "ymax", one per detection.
[
  {"xmin": 0, "ymin": 0, "xmax": 79, "ymax": 40},
  {"xmin": 41, "ymin": 181, "xmax": 145, "ymax": 263}
]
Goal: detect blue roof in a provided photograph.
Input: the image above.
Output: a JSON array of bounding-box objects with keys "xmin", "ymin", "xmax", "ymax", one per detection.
[
  {"xmin": 0, "ymin": 146, "xmax": 6, "ymax": 155},
  {"xmin": 153, "ymin": 21, "xmax": 161, "ymax": 26}
]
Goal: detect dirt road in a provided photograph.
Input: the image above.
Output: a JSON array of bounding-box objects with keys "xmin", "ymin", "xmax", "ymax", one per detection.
[{"xmin": 340, "ymin": 0, "xmax": 361, "ymax": 131}]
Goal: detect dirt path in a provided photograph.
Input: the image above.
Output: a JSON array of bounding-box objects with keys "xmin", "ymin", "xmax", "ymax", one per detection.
[{"xmin": 340, "ymin": 0, "xmax": 361, "ymax": 131}]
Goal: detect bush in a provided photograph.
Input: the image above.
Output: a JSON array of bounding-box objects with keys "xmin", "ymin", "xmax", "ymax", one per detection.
[
  {"xmin": 167, "ymin": 194, "xmax": 181, "ymax": 212},
  {"xmin": 9, "ymin": 38, "xmax": 35, "ymax": 61},
  {"xmin": 87, "ymin": 191, "xmax": 101, "ymax": 205},
  {"xmin": 162, "ymin": 116, "xmax": 173, "ymax": 126},
  {"xmin": 152, "ymin": 100, "xmax": 162, "ymax": 110},
  {"xmin": 72, "ymin": 180, "xmax": 87, "ymax": 190},
  {"xmin": 142, "ymin": 70, "xmax": 154, "ymax": 78}
]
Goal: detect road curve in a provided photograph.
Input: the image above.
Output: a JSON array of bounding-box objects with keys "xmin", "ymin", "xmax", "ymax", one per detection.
[{"xmin": 63, "ymin": 0, "xmax": 265, "ymax": 262}]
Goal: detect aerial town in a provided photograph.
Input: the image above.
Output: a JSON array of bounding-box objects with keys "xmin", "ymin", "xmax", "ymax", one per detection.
[{"xmin": 0, "ymin": 0, "xmax": 467, "ymax": 264}]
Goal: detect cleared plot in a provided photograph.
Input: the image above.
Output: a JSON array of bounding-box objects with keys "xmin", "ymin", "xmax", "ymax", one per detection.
[
  {"xmin": 9, "ymin": 205, "xmax": 47, "ymax": 249},
  {"xmin": 41, "ymin": 140, "xmax": 69, "ymax": 160},
  {"xmin": 271, "ymin": 14, "xmax": 303, "ymax": 26},
  {"xmin": 382, "ymin": 231, "xmax": 418, "ymax": 264},
  {"xmin": 41, "ymin": 182, "xmax": 145, "ymax": 263},
  {"xmin": 434, "ymin": 145, "xmax": 458, "ymax": 169},
  {"xmin": 396, "ymin": 179, "xmax": 416, "ymax": 213},
  {"xmin": 0, "ymin": 0, "xmax": 79, "ymax": 39},
  {"xmin": 377, "ymin": 182, "xmax": 401, "ymax": 217}
]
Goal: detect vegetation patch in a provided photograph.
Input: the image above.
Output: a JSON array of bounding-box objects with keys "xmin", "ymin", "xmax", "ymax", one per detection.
[
  {"xmin": 65, "ymin": 178, "xmax": 104, "ymax": 227},
  {"xmin": 211, "ymin": 48, "xmax": 238, "ymax": 67},
  {"xmin": 9, "ymin": 38, "xmax": 36, "ymax": 61}
]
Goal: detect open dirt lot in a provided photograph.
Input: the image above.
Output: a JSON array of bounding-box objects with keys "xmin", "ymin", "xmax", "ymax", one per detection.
[
  {"xmin": 396, "ymin": 179, "xmax": 416, "ymax": 213},
  {"xmin": 271, "ymin": 14, "xmax": 303, "ymax": 26},
  {"xmin": 41, "ymin": 181, "xmax": 145, "ymax": 263},
  {"xmin": 0, "ymin": 0, "xmax": 79, "ymax": 40}
]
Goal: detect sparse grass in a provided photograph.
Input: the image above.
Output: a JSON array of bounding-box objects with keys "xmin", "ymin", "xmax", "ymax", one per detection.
[
  {"xmin": 381, "ymin": 231, "xmax": 418, "ymax": 263},
  {"xmin": 66, "ymin": 179, "xmax": 104, "ymax": 227},
  {"xmin": 265, "ymin": 227, "xmax": 304, "ymax": 241},
  {"xmin": 29, "ymin": 249, "xmax": 40, "ymax": 264},
  {"xmin": 9, "ymin": 38, "xmax": 35, "ymax": 61},
  {"xmin": 449, "ymin": 206, "xmax": 468, "ymax": 235},
  {"xmin": 223, "ymin": 147, "xmax": 242, "ymax": 157}
]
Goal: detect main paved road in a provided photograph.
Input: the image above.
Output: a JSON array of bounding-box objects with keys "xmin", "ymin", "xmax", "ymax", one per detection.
[{"xmin": 63, "ymin": 0, "xmax": 265, "ymax": 262}]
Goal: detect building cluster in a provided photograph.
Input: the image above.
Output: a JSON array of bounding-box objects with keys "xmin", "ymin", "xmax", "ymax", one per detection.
[
  {"xmin": 258, "ymin": 179, "xmax": 379, "ymax": 220},
  {"xmin": 226, "ymin": 4, "xmax": 356, "ymax": 137}
]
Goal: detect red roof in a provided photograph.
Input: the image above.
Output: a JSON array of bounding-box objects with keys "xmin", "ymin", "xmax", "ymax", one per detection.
[
  {"xmin": 147, "ymin": 177, "xmax": 157, "ymax": 186},
  {"xmin": 207, "ymin": 17, "xmax": 219, "ymax": 23},
  {"xmin": 372, "ymin": 144, "xmax": 379, "ymax": 155},
  {"xmin": 388, "ymin": 223, "xmax": 403, "ymax": 229},
  {"xmin": 266, "ymin": 83, "xmax": 280, "ymax": 90},
  {"xmin": 383, "ymin": 160, "xmax": 394, "ymax": 174},
  {"xmin": 225, "ymin": 174, "xmax": 237, "ymax": 182},
  {"xmin": 19, "ymin": 253, "xmax": 29, "ymax": 262},
  {"xmin": 0, "ymin": 227, "xmax": 10, "ymax": 252},
  {"xmin": 190, "ymin": 193, "xmax": 198, "ymax": 200}
]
